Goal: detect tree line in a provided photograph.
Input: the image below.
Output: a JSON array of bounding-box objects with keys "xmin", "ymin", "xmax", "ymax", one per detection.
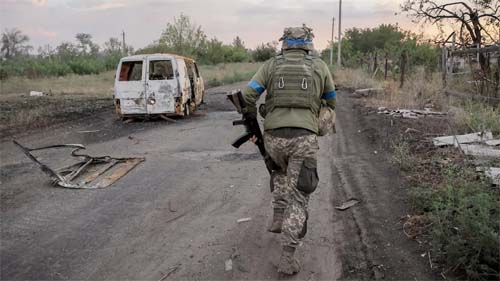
[{"xmin": 0, "ymin": 13, "xmax": 278, "ymax": 79}]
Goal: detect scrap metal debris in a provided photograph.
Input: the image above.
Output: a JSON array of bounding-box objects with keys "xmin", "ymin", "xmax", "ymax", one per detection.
[
  {"xmin": 335, "ymin": 198, "xmax": 360, "ymax": 211},
  {"xmin": 225, "ymin": 259, "xmax": 233, "ymax": 271},
  {"xmin": 353, "ymin": 88, "xmax": 384, "ymax": 97},
  {"xmin": 460, "ymin": 144, "xmax": 500, "ymax": 157},
  {"xmin": 432, "ymin": 131, "xmax": 493, "ymax": 147},
  {"xmin": 29, "ymin": 91, "xmax": 45, "ymax": 97},
  {"xmin": 237, "ymin": 217, "xmax": 252, "ymax": 223},
  {"xmin": 477, "ymin": 167, "xmax": 500, "ymax": 185},
  {"xmin": 377, "ymin": 107, "xmax": 447, "ymax": 119},
  {"xmin": 13, "ymin": 140, "xmax": 144, "ymax": 189}
]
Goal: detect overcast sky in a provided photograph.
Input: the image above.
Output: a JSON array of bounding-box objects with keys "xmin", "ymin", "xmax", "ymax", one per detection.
[{"xmin": 1, "ymin": 0, "xmax": 427, "ymax": 51}]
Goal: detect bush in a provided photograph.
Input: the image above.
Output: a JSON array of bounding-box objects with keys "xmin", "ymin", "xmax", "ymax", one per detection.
[{"xmin": 413, "ymin": 164, "xmax": 500, "ymax": 279}]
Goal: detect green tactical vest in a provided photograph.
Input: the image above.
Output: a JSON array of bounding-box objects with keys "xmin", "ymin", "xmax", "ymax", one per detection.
[{"xmin": 265, "ymin": 53, "xmax": 321, "ymax": 115}]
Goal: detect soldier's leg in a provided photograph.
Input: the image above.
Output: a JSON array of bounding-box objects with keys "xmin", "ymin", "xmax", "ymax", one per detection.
[
  {"xmin": 264, "ymin": 133, "xmax": 290, "ymax": 233},
  {"xmin": 278, "ymin": 135, "xmax": 319, "ymax": 274}
]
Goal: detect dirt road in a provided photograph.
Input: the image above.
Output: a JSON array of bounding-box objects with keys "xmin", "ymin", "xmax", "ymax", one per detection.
[{"xmin": 1, "ymin": 83, "xmax": 437, "ymax": 280}]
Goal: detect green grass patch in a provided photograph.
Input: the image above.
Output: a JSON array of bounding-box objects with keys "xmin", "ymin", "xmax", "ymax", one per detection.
[{"xmin": 412, "ymin": 164, "xmax": 500, "ymax": 279}]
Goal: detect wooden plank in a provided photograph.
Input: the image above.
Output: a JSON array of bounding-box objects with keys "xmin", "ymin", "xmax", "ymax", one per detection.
[
  {"xmin": 450, "ymin": 45, "xmax": 499, "ymax": 55},
  {"xmin": 433, "ymin": 131, "xmax": 493, "ymax": 147},
  {"xmin": 461, "ymin": 144, "xmax": 500, "ymax": 157}
]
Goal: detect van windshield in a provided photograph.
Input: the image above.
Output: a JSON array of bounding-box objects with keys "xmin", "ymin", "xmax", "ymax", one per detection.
[
  {"xmin": 119, "ymin": 61, "xmax": 143, "ymax": 81},
  {"xmin": 149, "ymin": 60, "xmax": 174, "ymax": 80}
]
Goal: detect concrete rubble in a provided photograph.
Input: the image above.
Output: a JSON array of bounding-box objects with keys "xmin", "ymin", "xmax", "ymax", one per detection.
[
  {"xmin": 432, "ymin": 132, "xmax": 500, "ymax": 185},
  {"xmin": 377, "ymin": 107, "xmax": 447, "ymax": 119}
]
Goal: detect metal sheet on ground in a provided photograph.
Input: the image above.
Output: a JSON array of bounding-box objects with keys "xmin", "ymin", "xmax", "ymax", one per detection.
[{"xmin": 13, "ymin": 140, "xmax": 144, "ymax": 189}]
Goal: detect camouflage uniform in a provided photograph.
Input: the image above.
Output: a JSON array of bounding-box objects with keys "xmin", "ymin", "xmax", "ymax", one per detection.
[
  {"xmin": 241, "ymin": 25, "xmax": 336, "ymax": 274},
  {"xmin": 265, "ymin": 131, "xmax": 319, "ymax": 247}
]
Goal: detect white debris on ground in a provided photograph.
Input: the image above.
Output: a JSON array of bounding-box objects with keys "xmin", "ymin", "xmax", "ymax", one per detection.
[
  {"xmin": 29, "ymin": 91, "xmax": 45, "ymax": 97},
  {"xmin": 432, "ymin": 132, "xmax": 500, "ymax": 185},
  {"xmin": 236, "ymin": 217, "xmax": 252, "ymax": 223},
  {"xmin": 225, "ymin": 259, "xmax": 233, "ymax": 271},
  {"xmin": 476, "ymin": 167, "xmax": 500, "ymax": 185},
  {"xmin": 377, "ymin": 107, "xmax": 447, "ymax": 119},
  {"xmin": 353, "ymin": 88, "xmax": 384, "ymax": 97},
  {"xmin": 433, "ymin": 131, "xmax": 493, "ymax": 147}
]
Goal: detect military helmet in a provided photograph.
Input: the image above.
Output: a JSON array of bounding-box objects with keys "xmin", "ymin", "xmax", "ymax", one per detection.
[{"xmin": 280, "ymin": 24, "xmax": 315, "ymax": 51}]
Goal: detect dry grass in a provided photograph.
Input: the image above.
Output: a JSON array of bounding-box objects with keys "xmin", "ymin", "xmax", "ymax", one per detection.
[
  {"xmin": 199, "ymin": 62, "xmax": 261, "ymax": 86},
  {"xmin": 333, "ymin": 68, "xmax": 383, "ymax": 90},
  {"xmin": 1, "ymin": 71, "xmax": 115, "ymax": 97},
  {"xmin": 335, "ymin": 67, "xmax": 446, "ymax": 110}
]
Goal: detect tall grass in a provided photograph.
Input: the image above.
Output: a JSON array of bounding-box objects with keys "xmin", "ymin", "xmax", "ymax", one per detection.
[
  {"xmin": 334, "ymin": 67, "xmax": 446, "ymax": 110},
  {"xmin": 199, "ymin": 62, "xmax": 261, "ymax": 87},
  {"xmin": 1, "ymin": 71, "xmax": 115, "ymax": 96}
]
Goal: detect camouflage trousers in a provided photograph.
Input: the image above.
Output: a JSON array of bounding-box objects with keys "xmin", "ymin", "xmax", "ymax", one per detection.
[{"xmin": 264, "ymin": 132, "xmax": 319, "ymax": 248}]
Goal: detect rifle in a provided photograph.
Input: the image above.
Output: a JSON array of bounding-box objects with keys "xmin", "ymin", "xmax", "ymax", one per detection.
[{"xmin": 227, "ymin": 90, "xmax": 279, "ymax": 175}]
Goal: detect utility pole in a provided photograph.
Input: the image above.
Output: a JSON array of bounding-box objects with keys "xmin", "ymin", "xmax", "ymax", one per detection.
[
  {"xmin": 122, "ymin": 30, "xmax": 126, "ymax": 55},
  {"xmin": 337, "ymin": 0, "xmax": 342, "ymax": 67},
  {"xmin": 330, "ymin": 17, "xmax": 335, "ymax": 65}
]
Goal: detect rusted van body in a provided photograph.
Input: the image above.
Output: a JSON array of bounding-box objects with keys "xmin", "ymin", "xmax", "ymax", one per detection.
[{"xmin": 114, "ymin": 54, "xmax": 204, "ymax": 117}]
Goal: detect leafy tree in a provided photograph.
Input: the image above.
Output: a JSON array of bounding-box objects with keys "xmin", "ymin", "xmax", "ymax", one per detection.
[
  {"xmin": 233, "ymin": 36, "xmax": 245, "ymax": 49},
  {"xmin": 75, "ymin": 33, "xmax": 99, "ymax": 55},
  {"xmin": 55, "ymin": 42, "xmax": 79, "ymax": 60},
  {"xmin": 203, "ymin": 38, "xmax": 226, "ymax": 64},
  {"xmin": 104, "ymin": 37, "xmax": 123, "ymax": 55},
  {"xmin": 159, "ymin": 13, "xmax": 207, "ymax": 58},
  {"xmin": 1, "ymin": 28, "xmax": 32, "ymax": 58},
  {"xmin": 252, "ymin": 42, "xmax": 277, "ymax": 62}
]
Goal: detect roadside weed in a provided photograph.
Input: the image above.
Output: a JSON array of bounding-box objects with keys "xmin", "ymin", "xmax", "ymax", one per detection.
[
  {"xmin": 391, "ymin": 137, "xmax": 412, "ymax": 171},
  {"xmin": 413, "ymin": 164, "xmax": 500, "ymax": 279}
]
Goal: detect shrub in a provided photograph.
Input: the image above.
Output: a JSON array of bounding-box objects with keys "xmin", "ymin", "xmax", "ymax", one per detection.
[{"xmin": 413, "ymin": 164, "xmax": 500, "ymax": 279}]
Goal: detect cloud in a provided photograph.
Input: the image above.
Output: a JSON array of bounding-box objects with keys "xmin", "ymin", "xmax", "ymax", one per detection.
[
  {"xmin": 66, "ymin": 0, "xmax": 127, "ymax": 11},
  {"xmin": 85, "ymin": 2, "xmax": 126, "ymax": 11},
  {"xmin": 27, "ymin": 27, "xmax": 57, "ymax": 39},
  {"xmin": 32, "ymin": 0, "xmax": 47, "ymax": 7}
]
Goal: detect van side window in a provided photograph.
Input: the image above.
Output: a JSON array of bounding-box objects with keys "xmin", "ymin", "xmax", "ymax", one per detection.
[
  {"xmin": 119, "ymin": 61, "xmax": 143, "ymax": 81},
  {"xmin": 149, "ymin": 60, "xmax": 174, "ymax": 80}
]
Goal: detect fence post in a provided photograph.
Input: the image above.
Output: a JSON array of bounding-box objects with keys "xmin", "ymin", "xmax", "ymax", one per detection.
[
  {"xmin": 441, "ymin": 47, "xmax": 448, "ymax": 87},
  {"xmin": 384, "ymin": 52, "xmax": 388, "ymax": 80},
  {"xmin": 496, "ymin": 46, "xmax": 500, "ymax": 97},
  {"xmin": 400, "ymin": 50, "xmax": 407, "ymax": 88}
]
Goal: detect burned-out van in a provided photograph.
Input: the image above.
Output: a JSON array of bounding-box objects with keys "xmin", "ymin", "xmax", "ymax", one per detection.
[{"xmin": 114, "ymin": 54, "xmax": 204, "ymax": 118}]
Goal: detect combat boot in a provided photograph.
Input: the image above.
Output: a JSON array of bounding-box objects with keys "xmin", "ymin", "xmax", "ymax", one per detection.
[
  {"xmin": 277, "ymin": 246, "xmax": 301, "ymax": 275},
  {"xmin": 268, "ymin": 208, "xmax": 284, "ymax": 233}
]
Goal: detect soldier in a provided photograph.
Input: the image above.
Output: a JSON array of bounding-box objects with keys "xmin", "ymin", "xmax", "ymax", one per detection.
[{"xmin": 241, "ymin": 25, "xmax": 336, "ymax": 274}]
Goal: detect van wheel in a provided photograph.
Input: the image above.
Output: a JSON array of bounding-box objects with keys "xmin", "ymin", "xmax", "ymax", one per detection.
[{"xmin": 184, "ymin": 101, "xmax": 190, "ymax": 117}]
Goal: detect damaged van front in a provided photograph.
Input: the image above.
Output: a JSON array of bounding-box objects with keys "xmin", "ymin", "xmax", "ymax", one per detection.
[{"xmin": 114, "ymin": 54, "xmax": 204, "ymax": 118}]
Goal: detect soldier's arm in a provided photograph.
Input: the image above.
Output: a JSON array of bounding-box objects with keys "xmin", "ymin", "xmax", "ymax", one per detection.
[
  {"xmin": 242, "ymin": 60, "xmax": 271, "ymax": 114},
  {"xmin": 320, "ymin": 63, "xmax": 336, "ymax": 111}
]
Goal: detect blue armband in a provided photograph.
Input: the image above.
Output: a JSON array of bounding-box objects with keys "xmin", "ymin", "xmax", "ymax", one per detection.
[
  {"xmin": 321, "ymin": 90, "xmax": 336, "ymax": 100},
  {"xmin": 248, "ymin": 80, "xmax": 265, "ymax": 95}
]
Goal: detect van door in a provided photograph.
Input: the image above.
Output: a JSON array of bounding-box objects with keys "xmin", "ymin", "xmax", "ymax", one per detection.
[
  {"xmin": 115, "ymin": 60, "xmax": 146, "ymax": 115},
  {"xmin": 176, "ymin": 59, "xmax": 191, "ymax": 111},
  {"xmin": 193, "ymin": 63, "xmax": 204, "ymax": 105},
  {"xmin": 145, "ymin": 58, "xmax": 177, "ymax": 114}
]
